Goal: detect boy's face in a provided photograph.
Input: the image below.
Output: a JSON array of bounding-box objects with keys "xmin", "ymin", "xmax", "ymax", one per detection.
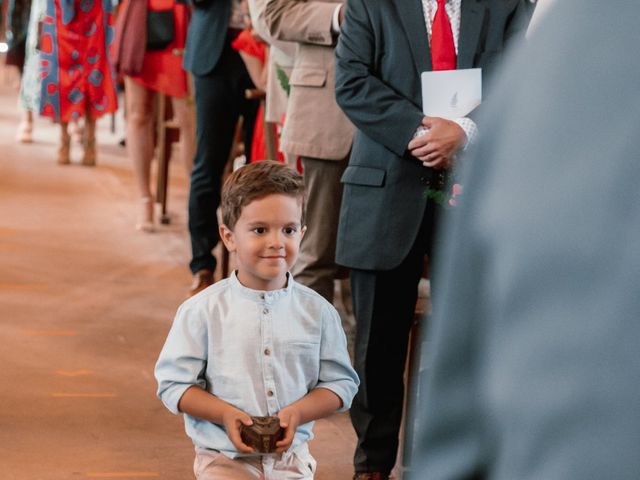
[{"xmin": 220, "ymin": 194, "xmax": 306, "ymax": 291}]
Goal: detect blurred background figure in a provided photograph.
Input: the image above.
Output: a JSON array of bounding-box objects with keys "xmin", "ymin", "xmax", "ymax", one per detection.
[
  {"xmin": 39, "ymin": 0, "xmax": 117, "ymax": 166},
  {"xmin": 116, "ymin": 0, "xmax": 194, "ymax": 233},
  {"xmin": 231, "ymin": 0, "xmax": 283, "ymax": 164},
  {"xmin": 15, "ymin": 0, "xmax": 44, "ymax": 143},
  {"xmin": 2, "ymin": 0, "xmax": 30, "ymax": 75},
  {"xmin": 250, "ymin": 0, "xmax": 295, "ymax": 163},
  {"xmin": 231, "ymin": 0, "xmax": 267, "ymax": 162},
  {"xmin": 411, "ymin": 2, "xmax": 640, "ymax": 479},
  {"xmin": 265, "ymin": 0, "xmax": 355, "ymax": 304},
  {"xmin": 182, "ymin": 0, "xmax": 259, "ymax": 296}
]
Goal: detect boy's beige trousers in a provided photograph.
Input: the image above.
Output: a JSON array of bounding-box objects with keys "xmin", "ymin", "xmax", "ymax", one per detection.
[{"xmin": 194, "ymin": 443, "xmax": 316, "ymax": 480}]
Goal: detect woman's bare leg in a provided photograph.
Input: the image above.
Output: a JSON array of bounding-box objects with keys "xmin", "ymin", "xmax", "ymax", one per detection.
[
  {"xmin": 58, "ymin": 122, "xmax": 70, "ymax": 165},
  {"xmin": 125, "ymin": 77, "xmax": 156, "ymax": 231},
  {"xmin": 81, "ymin": 111, "xmax": 96, "ymax": 166}
]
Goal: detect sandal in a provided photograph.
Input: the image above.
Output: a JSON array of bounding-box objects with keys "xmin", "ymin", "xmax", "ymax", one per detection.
[
  {"xmin": 16, "ymin": 121, "xmax": 33, "ymax": 144},
  {"xmin": 136, "ymin": 197, "xmax": 155, "ymax": 233}
]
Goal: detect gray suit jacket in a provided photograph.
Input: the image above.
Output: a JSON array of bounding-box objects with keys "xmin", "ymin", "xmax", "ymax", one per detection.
[
  {"xmin": 412, "ymin": 1, "xmax": 640, "ymax": 479},
  {"xmin": 334, "ymin": 0, "xmax": 529, "ymax": 271},
  {"xmin": 264, "ymin": 0, "xmax": 355, "ymax": 160}
]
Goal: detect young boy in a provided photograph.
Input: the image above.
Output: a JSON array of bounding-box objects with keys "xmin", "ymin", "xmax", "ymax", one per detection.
[{"xmin": 155, "ymin": 161, "xmax": 359, "ymax": 479}]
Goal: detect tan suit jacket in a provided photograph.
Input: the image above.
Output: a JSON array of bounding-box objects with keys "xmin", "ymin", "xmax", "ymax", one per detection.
[{"xmin": 264, "ymin": 0, "xmax": 355, "ymax": 160}]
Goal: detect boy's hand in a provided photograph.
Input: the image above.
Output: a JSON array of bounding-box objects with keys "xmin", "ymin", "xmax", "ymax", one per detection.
[
  {"xmin": 275, "ymin": 406, "xmax": 301, "ymax": 452},
  {"xmin": 221, "ymin": 407, "xmax": 255, "ymax": 453}
]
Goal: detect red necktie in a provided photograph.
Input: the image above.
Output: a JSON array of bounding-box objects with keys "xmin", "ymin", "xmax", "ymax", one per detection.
[{"xmin": 431, "ymin": 0, "xmax": 456, "ymax": 70}]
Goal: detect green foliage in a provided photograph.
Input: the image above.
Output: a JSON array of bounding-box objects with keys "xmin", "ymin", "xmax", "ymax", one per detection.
[{"xmin": 275, "ymin": 63, "xmax": 290, "ymax": 98}]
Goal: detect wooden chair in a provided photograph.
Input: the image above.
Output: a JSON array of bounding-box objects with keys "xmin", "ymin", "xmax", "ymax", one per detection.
[{"xmin": 154, "ymin": 93, "xmax": 181, "ymax": 225}]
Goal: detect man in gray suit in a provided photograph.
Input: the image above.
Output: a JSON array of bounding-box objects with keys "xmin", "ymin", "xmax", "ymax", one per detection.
[
  {"xmin": 412, "ymin": 2, "xmax": 640, "ymax": 479},
  {"xmin": 334, "ymin": 1, "xmax": 530, "ymax": 478}
]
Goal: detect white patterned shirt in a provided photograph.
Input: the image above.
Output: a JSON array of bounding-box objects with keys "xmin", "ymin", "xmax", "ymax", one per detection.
[{"xmin": 422, "ymin": 0, "xmax": 462, "ymax": 53}]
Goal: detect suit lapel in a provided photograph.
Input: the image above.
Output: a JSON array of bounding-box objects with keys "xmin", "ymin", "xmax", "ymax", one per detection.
[
  {"xmin": 458, "ymin": 0, "xmax": 486, "ymax": 68},
  {"xmin": 396, "ymin": 0, "xmax": 431, "ymax": 74}
]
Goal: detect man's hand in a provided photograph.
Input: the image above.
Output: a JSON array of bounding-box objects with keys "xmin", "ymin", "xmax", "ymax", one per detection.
[
  {"xmin": 407, "ymin": 116, "xmax": 466, "ymax": 169},
  {"xmin": 338, "ymin": 4, "xmax": 345, "ymax": 25},
  {"xmin": 221, "ymin": 406, "xmax": 255, "ymax": 453},
  {"xmin": 275, "ymin": 406, "xmax": 302, "ymax": 452}
]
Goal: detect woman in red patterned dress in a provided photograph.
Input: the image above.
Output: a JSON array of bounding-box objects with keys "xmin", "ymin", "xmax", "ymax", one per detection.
[
  {"xmin": 39, "ymin": 0, "xmax": 118, "ymax": 165},
  {"xmin": 121, "ymin": 0, "xmax": 193, "ymax": 232}
]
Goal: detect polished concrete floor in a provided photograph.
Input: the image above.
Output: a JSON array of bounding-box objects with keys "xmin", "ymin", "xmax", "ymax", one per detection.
[{"xmin": 0, "ymin": 77, "xmax": 359, "ymax": 479}]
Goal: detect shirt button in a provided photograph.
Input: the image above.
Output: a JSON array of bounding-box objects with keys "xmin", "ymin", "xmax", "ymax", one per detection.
[
  {"xmin": 260, "ymin": 293, "xmax": 265, "ymax": 299},
  {"xmin": 263, "ymin": 308, "xmax": 269, "ymax": 314},
  {"xmin": 264, "ymin": 348, "xmax": 271, "ymax": 356},
  {"xmin": 267, "ymin": 390, "xmax": 274, "ymax": 397}
]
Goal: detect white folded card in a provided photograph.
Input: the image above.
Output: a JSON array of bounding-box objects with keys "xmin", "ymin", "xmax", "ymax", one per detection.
[{"xmin": 421, "ymin": 68, "xmax": 482, "ymax": 118}]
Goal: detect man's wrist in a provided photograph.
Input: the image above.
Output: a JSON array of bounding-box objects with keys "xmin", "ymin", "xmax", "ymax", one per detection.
[{"xmin": 452, "ymin": 117, "xmax": 478, "ymax": 150}]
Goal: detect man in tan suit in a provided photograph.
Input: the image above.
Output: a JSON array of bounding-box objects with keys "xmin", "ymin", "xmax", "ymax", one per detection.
[{"xmin": 264, "ymin": 0, "xmax": 354, "ymax": 303}]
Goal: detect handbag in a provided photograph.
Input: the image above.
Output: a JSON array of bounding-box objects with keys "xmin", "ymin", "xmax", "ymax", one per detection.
[
  {"xmin": 113, "ymin": 0, "xmax": 147, "ymax": 76},
  {"xmin": 146, "ymin": 9, "xmax": 175, "ymax": 51}
]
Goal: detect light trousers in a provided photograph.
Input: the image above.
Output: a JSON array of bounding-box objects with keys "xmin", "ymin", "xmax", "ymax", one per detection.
[
  {"xmin": 194, "ymin": 444, "xmax": 316, "ymax": 480},
  {"xmin": 292, "ymin": 156, "xmax": 348, "ymax": 302}
]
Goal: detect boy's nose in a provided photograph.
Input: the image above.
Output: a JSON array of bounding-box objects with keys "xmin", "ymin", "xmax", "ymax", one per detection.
[{"xmin": 268, "ymin": 232, "xmax": 285, "ymax": 248}]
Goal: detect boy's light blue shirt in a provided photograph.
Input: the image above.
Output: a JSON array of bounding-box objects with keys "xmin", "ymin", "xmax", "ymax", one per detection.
[{"xmin": 155, "ymin": 272, "xmax": 359, "ymax": 458}]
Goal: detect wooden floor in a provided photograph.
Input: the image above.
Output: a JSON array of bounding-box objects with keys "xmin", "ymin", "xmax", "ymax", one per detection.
[{"xmin": 0, "ymin": 74, "xmax": 359, "ymax": 479}]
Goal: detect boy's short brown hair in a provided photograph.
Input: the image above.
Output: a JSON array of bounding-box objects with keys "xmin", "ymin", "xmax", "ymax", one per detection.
[{"xmin": 221, "ymin": 161, "xmax": 306, "ymax": 230}]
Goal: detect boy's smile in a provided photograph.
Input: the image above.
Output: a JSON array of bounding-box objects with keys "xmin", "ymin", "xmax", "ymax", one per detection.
[{"xmin": 220, "ymin": 194, "xmax": 306, "ymax": 291}]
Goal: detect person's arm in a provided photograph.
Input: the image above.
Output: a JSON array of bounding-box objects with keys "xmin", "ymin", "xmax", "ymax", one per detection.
[
  {"xmin": 408, "ymin": 0, "xmax": 531, "ymax": 169},
  {"xmin": 178, "ymin": 386, "xmax": 255, "ymax": 453},
  {"xmin": 334, "ymin": 0, "xmax": 424, "ymax": 158},
  {"xmin": 249, "ymin": 0, "xmax": 297, "ymax": 59},
  {"xmin": 239, "ymin": 50, "xmax": 267, "ymax": 90},
  {"xmin": 264, "ymin": 0, "xmax": 340, "ymax": 46},
  {"xmin": 154, "ymin": 303, "xmax": 254, "ymax": 453},
  {"xmin": 276, "ymin": 304, "xmax": 359, "ymax": 451},
  {"xmin": 337, "ymin": 0, "xmax": 465, "ymax": 170},
  {"xmin": 275, "ymin": 388, "xmax": 342, "ymax": 452}
]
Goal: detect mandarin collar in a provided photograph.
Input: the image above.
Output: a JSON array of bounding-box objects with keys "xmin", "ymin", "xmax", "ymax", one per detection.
[{"xmin": 229, "ymin": 271, "xmax": 293, "ymax": 303}]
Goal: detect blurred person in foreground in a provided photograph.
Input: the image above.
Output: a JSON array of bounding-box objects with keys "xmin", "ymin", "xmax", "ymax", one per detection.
[{"xmin": 411, "ymin": 1, "xmax": 640, "ymax": 479}]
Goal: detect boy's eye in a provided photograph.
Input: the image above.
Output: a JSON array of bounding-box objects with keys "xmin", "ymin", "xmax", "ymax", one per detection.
[
  {"xmin": 283, "ymin": 227, "xmax": 297, "ymax": 235},
  {"xmin": 253, "ymin": 227, "xmax": 266, "ymax": 234}
]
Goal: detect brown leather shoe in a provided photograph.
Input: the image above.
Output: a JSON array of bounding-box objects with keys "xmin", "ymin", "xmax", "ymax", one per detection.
[
  {"xmin": 353, "ymin": 473, "xmax": 390, "ymax": 480},
  {"xmin": 188, "ymin": 269, "xmax": 214, "ymax": 297}
]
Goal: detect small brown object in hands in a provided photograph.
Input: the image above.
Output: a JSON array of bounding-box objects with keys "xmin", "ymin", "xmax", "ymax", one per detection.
[{"xmin": 240, "ymin": 416, "xmax": 284, "ymax": 453}]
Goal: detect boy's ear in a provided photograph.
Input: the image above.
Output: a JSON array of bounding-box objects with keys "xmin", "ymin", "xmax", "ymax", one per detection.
[
  {"xmin": 219, "ymin": 224, "xmax": 236, "ymax": 253},
  {"xmin": 300, "ymin": 225, "xmax": 307, "ymax": 238}
]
